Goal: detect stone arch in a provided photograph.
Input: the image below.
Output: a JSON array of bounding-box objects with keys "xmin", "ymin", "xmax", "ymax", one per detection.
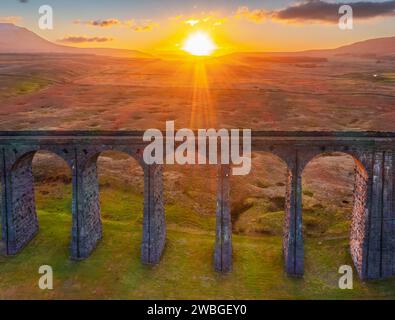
[
  {"xmin": 97, "ymin": 150, "xmax": 144, "ymax": 221},
  {"xmin": 9, "ymin": 146, "xmax": 73, "ymax": 172},
  {"xmin": 213, "ymin": 148, "xmax": 292, "ymax": 273},
  {"xmin": 299, "ymin": 149, "xmax": 369, "ymax": 175},
  {"xmin": 75, "ymin": 146, "xmax": 144, "ymax": 248},
  {"xmin": 80, "ymin": 146, "xmax": 145, "ymax": 173},
  {"xmin": 250, "ymin": 144, "xmax": 294, "ymax": 171},
  {"xmin": 300, "ymin": 151, "xmax": 370, "ymax": 278},
  {"xmin": 162, "ymin": 161, "xmax": 219, "ymax": 268},
  {"xmin": 227, "ymin": 150, "xmax": 290, "ymax": 274},
  {"xmin": 231, "ymin": 151, "xmax": 290, "ymax": 234},
  {"xmin": 73, "ymin": 146, "xmax": 165, "ymax": 264},
  {"xmin": 73, "ymin": 148, "xmax": 142, "ymax": 259},
  {"xmin": 5, "ymin": 149, "xmax": 72, "ymax": 255}
]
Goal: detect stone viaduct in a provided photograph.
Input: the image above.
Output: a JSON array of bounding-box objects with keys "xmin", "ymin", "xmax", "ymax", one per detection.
[{"xmin": 1, "ymin": 131, "xmax": 395, "ymax": 280}]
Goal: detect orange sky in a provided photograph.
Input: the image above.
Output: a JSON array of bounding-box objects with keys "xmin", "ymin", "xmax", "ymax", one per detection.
[{"xmin": 1, "ymin": 0, "xmax": 395, "ymax": 54}]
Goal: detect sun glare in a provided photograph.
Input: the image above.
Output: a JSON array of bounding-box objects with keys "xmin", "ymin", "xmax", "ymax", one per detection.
[{"xmin": 182, "ymin": 31, "xmax": 217, "ymax": 56}]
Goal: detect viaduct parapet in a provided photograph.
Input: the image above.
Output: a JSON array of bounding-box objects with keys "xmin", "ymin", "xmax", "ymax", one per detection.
[{"xmin": 1, "ymin": 131, "xmax": 395, "ymax": 280}]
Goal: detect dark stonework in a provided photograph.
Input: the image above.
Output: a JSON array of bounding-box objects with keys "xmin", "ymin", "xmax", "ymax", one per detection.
[
  {"xmin": 71, "ymin": 154, "xmax": 102, "ymax": 259},
  {"xmin": 1, "ymin": 131, "xmax": 395, "ymax": 281},
  {"xmin": 3, "ymin": 152, "xmax": 38, "ymax": 254},
  {"xmin": 382, "ymin": 151, "xmax": 394, "ymax": 278},
  {"xmin": 283, "ymin": 153, "xmax": 303, "ymax": 276},
  {"xmin": 362, "ymin": 150, "xmax": 395, "ymax": 280},
  {"xmin": 350, "ymin": 162, "xmax": 369, "ymax": 278},
  {"xmin": 0, "ymin": 148, "xmax": 6, "ymax": 254},
  {"xmin": 214, "ymin": 164, "xmax": 232, "ymax": 272},
  {"xmin": 365, "ymin": 151, "xmax": 383, "ymax": 279},
  {"xmin": 141, "ymin": 163, "xmax": 166, "ymax": 264}
]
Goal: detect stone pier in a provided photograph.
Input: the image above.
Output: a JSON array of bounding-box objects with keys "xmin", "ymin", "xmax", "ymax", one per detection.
[
  {"xmin": 282, "ymin": 151, "xmax": 303, "ymax": 276},
  {"xmin": 71, "ymin": 152, "xmax": 102, "ymax": 259},
  {"xmin": 1, "ymin": 151, "xmax": 38, "ymax": 255},
  {"xmin": 214, "ymin": 164, "xmax": 232, "ymax": 272},
  {"xmin": 141, "ymin": 163, "xmax": 166, "ymax": 264}
]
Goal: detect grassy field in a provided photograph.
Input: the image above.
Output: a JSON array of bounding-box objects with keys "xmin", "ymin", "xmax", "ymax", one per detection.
[
  {"xmin": 0, "ymin": 76, "xmax": 52, "ymax": 99},
  {"xmin": 1, "ymin": 180, "xmax": 395, "ymax": 300}
]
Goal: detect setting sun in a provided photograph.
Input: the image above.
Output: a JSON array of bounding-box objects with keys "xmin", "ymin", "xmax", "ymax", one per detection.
[{"xmin": 182, "ymin": 31, "xmax": 217, "ymax": 56}]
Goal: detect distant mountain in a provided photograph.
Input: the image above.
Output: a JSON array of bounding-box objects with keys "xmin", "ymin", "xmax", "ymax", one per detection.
[
  {"xmin": 295, "ymin": 36, "xmax": 395, "ymax": 58},
  {"xmin": 0, "ymin": 23, "xmax": 151, "ymax": 58},
  {"xmin": 222, "ymin": 36, "xmax": 395, "ymax": 63},
  {"xmin": 330, "ymin": 36, "xmax": 395, "ymax": 56},
  {"xmin": 1, "ymin": 23, "xmax": 393, "ymax": 60}
]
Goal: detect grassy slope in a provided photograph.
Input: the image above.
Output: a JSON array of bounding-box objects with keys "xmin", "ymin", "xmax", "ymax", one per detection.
[
  {"xmin": 1, "ymin": 184, "xmax": 395, "ymax": 300},
  {"xmin": 0, "ymin": 76, "xmax": 52, "ymax": 99}
]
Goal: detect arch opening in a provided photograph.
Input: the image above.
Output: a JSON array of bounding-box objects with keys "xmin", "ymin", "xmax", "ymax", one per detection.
[
  {"xmin": 96, "ymin": 150, "xmax": 144, "ymax": 257},
  {"xmin": 230, "ymin": 151, "xmax": 289, "ymax": 276},
  {"xmin": 5, "ymin": 150, "xmax": 72, "ymax": 256},
  {"xmin": 163, "ymin": 163, "xmax": 217, "ymax": 271},
  {"xmin": 301, "ymin": 151, "xmax": 369, "ymax": 279}
]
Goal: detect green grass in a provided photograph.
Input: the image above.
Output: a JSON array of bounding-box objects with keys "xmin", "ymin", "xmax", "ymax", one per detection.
[
  {"xmin": 0, "ymin": 76, "xmax": 52, "ymax": 99},
  {"xmin": 381, "ymin": 73, "xmax": 395, "ymax": 83},
  {"xmin": 2, "ymin": 183, "xmax": 395, "ymax": 299},
  {"xmin": 340, "ymin": 72, "xmax": 395, "ymax": 84}
]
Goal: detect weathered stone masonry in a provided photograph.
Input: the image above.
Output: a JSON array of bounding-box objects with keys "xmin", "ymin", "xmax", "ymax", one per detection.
[
  {"xmin": 350, "ymin": 161, "xmax": 369, "ymax": 278},
  {"xmin": 141, "ymin": 163, "xmax": 166, "ymax": 264},
  {"xmin": 1, "ymin": 131, "xmax": 395, "ymax": 281},
  {"xmin": 283, "ymin": 152, "xmax": 303, "ymax": 276},
  {"xmin": 0, "ymin": 134, "xmax": 166, "ymax": 266},
  {"xmin": 5, "ymin": 152, "xmax": 38, "ymax": 254},
  {"xmin": 214, "ymin": 164, "xmax": 232, "ymax": 272}
]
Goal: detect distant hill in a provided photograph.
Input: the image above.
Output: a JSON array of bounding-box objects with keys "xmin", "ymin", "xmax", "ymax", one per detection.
[
  {"xmin": 1, "ymin": 23, "xmax": 393, "ymax": 60},
  {"xmin": 221, "ymin": 36, "xmax": 395, "ymax": 63},
  {"xmin": 300, "ymin": 36, "xmax": 395, "ymax": 58},
  {"xmin": 0, "ymin": 23, "xmax": 151, "ymax": 58},
  {"xmin": 330, "ymin": 36, "xmax": 395, "ymax": 56}
]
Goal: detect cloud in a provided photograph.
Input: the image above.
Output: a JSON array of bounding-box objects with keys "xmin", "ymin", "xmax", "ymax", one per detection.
[
  {"xmin": 273, "ymin": 0, "xmax": 395, "ymax": 23},
  {"xmin": 172, "ymin": 14, "xmax": 227, "ymax": 28},
  {"xmin": 131, "ymin": 25, "xmax": 155, "ymax": 32},
  {"xmin": 58, "ymin": 36, "xmax": 114, "ymax": 44},
  {"xmin": 130, "ymin": 20, "xmax": 158, "ymax": 32},
  {"xmin": 235, "ymin": 6, "xmax": 269, "ymax": 23},
  {"xmin": 0, "ymin": 16, "xmax": 23, "ymax": 24},
  {"xmin": 235, "ymin": 1, "xmax": 395, "ymax": 24},
  {"xmin": 74, "ymin": 19, "xmax": 121, "ymax": 27},
  {"xmin": 185, "ymin": 19, "xmax": 200, "ymax": 26},
  {"xmin": 74, "ymin": 18, "xmax": 158, "ymax": 31}
]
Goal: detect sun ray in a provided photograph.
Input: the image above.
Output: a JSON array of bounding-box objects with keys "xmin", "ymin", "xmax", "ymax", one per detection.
[{"xmin": 190, "ymin": 61, "xmax": 216, "ymax": 129}]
